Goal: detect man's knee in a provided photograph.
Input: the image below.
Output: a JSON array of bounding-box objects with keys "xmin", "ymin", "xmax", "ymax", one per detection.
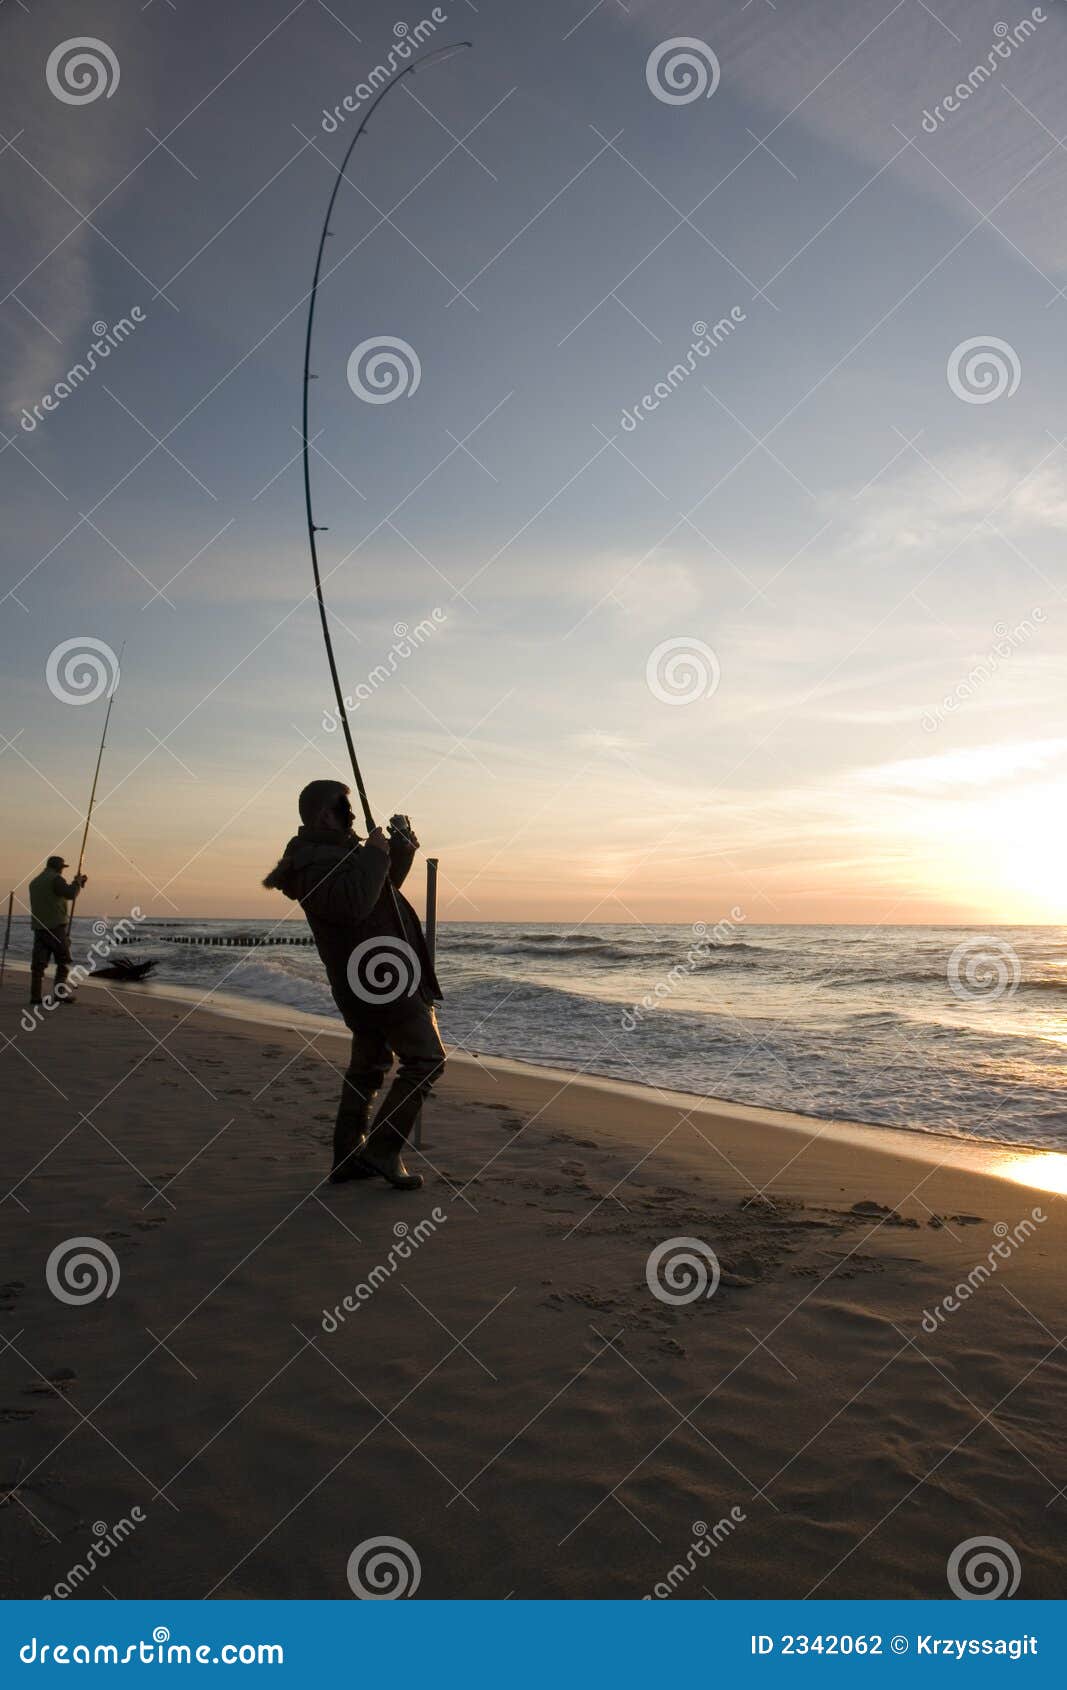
[
  {"xmin": 404, "ymin": 1049, "xmax": 445, "ymax": 1092},
  {"xmin": 341, "ymin": 1063, "xmax": 385, "ymax": 1099}
]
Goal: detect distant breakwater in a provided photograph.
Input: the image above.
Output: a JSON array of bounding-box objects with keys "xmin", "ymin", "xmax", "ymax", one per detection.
[{"xmin": 115, "ymin": 933, "xmax": 315, "ymax": 949}]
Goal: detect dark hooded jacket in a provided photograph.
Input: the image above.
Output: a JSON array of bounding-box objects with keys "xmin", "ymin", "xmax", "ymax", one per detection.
[{"xmin": 262, "ymin": 827, "xmax": 441, "ymax": 1027}]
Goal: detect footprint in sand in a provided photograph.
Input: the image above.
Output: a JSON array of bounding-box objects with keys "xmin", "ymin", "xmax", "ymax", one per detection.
[{"xmin": 24, "ymin": 1369, "xmax": 77, "ymax": 1398}]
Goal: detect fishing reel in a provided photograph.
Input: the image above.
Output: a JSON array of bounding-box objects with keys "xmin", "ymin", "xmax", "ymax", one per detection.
[{"xmin": 387, "ymin": 813, "xmax": 419, "ymax": 850}]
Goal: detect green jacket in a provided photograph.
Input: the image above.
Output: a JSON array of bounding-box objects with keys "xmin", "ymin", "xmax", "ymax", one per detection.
[{"xmin": 29, "ymin": 868, "xmax": 78, "ymax": 933}]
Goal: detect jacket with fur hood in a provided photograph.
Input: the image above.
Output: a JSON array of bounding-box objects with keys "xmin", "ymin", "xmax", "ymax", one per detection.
[{"xmin": 262, "ymin": 826, "xmax": 441, "ymax": 1026}]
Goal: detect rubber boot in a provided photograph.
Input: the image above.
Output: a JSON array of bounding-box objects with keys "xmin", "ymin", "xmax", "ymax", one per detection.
[
  {"xmin": 357, "ymin": 1133, "xmax": 424, "ymax": 1190},
  {"xmin": 329, "ymin": 1093, "xmax": 374, "ymax": 1185},
  {"xmin": 358, "ymin": 1085, "xmax": 425, "ymax": 1190}
]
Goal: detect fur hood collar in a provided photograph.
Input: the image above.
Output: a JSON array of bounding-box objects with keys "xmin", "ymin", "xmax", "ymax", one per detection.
[{"xmin": 262, "ymin": 827, "xmax": 361, "ymax": 896}]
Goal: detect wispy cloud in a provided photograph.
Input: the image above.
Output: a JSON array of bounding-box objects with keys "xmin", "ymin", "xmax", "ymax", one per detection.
[
  {"xmin": 858, "ymin": 735, "xmax": 1067, "ymax": 790},
  {"xmin": 0, "ymin": 0, "xmax": 150, "ymax": 416}
]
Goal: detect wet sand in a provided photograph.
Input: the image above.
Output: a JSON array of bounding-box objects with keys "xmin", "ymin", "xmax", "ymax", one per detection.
[{"xmin": 1, "ymin": 974, "xmax": 1065, "ymax": 1599}]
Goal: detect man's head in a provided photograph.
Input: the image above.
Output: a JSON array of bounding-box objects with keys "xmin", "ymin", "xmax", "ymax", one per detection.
[
  {"xmin": 46, "ymin": 854, "xmax": 68, "ymax": 871},
  {"xmin": 298, "ymin": 780, "xmax": 354, "ymax": 834}
]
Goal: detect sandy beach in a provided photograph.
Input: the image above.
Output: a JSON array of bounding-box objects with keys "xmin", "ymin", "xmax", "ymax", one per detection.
[{"xmin": 2, "ymin": 972, "xmax": 1065, "ymax": 1601}]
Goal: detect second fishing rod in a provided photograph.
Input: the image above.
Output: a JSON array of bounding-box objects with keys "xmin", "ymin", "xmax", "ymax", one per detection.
[{"xmin": 68, "ymin": 641, "xmax": 125, "ymax": 928}]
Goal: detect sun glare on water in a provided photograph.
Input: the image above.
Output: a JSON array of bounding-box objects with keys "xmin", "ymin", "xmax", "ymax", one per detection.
[
  {"xmin": 991, "ymin": 782, "xmax": 1067, "ymax": 922},
  {"xmin": 993, "ymin": 1150, "xmax": 1067, "ymax": 1198}
]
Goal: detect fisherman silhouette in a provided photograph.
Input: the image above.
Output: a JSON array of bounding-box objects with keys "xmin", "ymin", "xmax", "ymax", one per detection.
[
  {"xmin": 27, "ymin": 855, "xmax": 87, "ymax": 1006},
  {"xmin": 264, "ymin": 780, "xmax": 443, "ymax": 1190}
]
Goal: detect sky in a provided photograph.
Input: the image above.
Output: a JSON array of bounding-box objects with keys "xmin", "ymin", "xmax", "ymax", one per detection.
[{"xmin": 2, "ymin": 0, "xmax": 1066, "ymax": 925}]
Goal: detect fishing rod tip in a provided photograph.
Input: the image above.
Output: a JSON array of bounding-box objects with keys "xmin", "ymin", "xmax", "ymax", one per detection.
[{"xmin": 412, "ymin": 41, "xmax": 474, "ymax": 72}]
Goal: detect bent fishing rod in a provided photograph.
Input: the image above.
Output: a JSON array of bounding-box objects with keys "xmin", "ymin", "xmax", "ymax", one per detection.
[{"xmin": 301, "ymin": 40, "xmax": 471, "ymax": 835}]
